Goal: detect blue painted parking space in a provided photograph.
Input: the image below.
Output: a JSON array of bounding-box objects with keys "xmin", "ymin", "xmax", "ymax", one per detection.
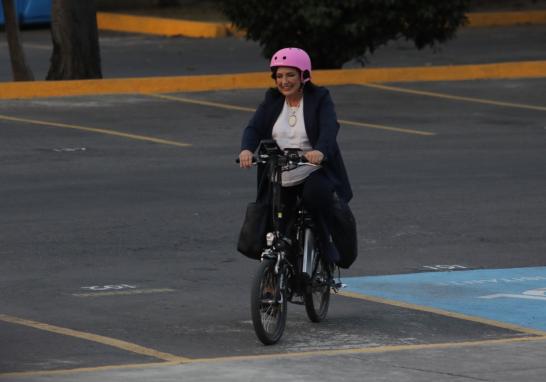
[{"xmin": 344, "ymin": 267, "xmax": 546, "ymax": 332}]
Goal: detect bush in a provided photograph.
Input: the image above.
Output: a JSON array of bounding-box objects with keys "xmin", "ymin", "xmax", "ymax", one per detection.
[{"xmin": 220, "ymin": 0, "xmax": 470, "ymax": 69}]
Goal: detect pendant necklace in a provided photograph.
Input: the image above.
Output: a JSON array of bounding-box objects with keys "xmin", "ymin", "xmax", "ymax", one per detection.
[{"xmin": 287, "ymin": 99, "xmax": 300, "ymax": 127}]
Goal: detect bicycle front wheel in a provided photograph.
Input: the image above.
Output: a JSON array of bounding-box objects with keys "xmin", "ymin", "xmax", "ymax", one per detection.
[
  {"xmin": 304, "ymin": 253, "xmax": 331, "ymax": 323},
  {"xmin": 250, "ymin": 258, "xmax": 288, "ymax": 345}
]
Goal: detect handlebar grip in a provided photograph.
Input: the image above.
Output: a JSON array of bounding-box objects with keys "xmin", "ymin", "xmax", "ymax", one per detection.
[
  {"xmin": 299, "ymin": 154, "xmax": 327, "ymax": 164},
  {"xmin": 235, "ymin": 157, "xmax": 257, "ymax": 164}
]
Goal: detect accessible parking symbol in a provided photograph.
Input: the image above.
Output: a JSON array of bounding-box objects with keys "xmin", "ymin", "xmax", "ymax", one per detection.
[{"xmin": 344, "ymin": 267, "xmax": 546, "ymax": 332}]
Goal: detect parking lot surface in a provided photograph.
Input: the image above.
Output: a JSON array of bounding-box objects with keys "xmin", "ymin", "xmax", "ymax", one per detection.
[{"xmin": 1, "ymin": 22, "xmax": 546, "ymax": 381}]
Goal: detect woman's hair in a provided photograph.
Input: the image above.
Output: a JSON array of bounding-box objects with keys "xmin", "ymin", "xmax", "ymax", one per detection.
[{"xmin": 270, "ymin": 66, "xmax": 301, "ymax": 80}]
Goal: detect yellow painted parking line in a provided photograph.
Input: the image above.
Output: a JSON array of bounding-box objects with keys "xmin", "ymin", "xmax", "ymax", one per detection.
[
  {"xmin": 338, "ymin": 290, "xmax": 546, "ymax": 337},
  {"xmin": 0, "ymin": 314, "xmax": 190, "ymax": 362},
  {"xmin": 338, "ymin": 119, "xmax": 435, "ymax": 136},
  {"xmin": 190, "ymin": 336, "xmax": 546, "ymax": 364},
  {"xmin": 360, "ymin": 82, "xmax": 546, "ymax": 112},
  {"xmin": 0, "ymin": 113, "xmax": 191, "ymax": 148},
  {"xmin": 147, "ymin": 93, "xmax": 255, "ymax": 112},
  {"xmin": 146, "ymin": 93, "xmax": 436, "ymax": 136}
]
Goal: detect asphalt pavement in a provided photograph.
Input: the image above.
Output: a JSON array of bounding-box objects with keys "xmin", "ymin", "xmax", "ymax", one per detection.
[{"xmin": 1, "ymin": 20, "xmax": 546, "ymax": 382}]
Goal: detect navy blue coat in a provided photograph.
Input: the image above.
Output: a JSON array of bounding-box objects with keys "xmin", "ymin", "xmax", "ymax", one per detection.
[{"xmin": 241, "ymin": 83, "xmax": 353, "ymax": 202}]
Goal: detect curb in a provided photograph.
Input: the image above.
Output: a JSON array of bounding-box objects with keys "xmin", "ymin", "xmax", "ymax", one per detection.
[
  {"xmin": 468, "ymin": 10, "xmax": 546, "ymax": 27},
  {"xmin": 2, "ymin": 60, "xmax": 546, "ymax": 100},
  {"xmin": 96, "ymin": 12, "xmax": 231, "ymax": 38},
  {"xmin": 95, "ymin": 10, "xmax": 546, "ymax": 38}
]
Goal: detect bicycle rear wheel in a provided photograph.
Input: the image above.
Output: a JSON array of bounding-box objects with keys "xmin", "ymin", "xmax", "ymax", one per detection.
[
  {"xmin": 304, "ymin": 251, "xmax": 331, "ymax": 323},
  {"xmin": 250, "ymin": 258, "xmax": 288, "ymax": 345}
]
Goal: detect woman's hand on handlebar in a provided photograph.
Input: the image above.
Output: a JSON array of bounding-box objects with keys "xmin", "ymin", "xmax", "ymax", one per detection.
[
  {"xmin": 304, "ymin": 150, "xmax": 324, "ymax": 165},
  {"xmin": 239, "ymin": 150, "xmax": 254, "ymax": 169}
]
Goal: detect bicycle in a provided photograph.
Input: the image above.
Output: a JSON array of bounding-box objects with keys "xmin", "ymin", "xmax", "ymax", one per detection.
[{"xmin": 238, "ymin": 140, "xmax": 342, "ymax": 345}]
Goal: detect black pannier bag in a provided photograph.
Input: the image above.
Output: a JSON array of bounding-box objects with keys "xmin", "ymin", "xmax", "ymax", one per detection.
[
  {"xmin": 237, "ymin": 201, "xmax": 270, "ymax": 260},
  {"xmin": 237, "ymin": 140, "xmax": 279, "ymax": 260},
  {"xmin": 331, "ymin": 194, "xmax": 358, "ymax": 269}
]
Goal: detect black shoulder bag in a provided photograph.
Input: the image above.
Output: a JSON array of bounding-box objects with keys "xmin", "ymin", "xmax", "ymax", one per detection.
[{"xmin": 237, "ymin": 163, "xmax": 272, "ymax": 260}]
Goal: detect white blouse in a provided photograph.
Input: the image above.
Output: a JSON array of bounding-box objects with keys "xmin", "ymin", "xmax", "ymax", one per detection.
[{"xmin": 272, "ymin": 98, "xmax": 321, "ymax": 187}]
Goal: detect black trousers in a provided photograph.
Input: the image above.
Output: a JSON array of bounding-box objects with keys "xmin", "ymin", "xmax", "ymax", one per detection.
[{"xmin": 281, "ymin": 169, "xmax": 339, "ymax": 264}]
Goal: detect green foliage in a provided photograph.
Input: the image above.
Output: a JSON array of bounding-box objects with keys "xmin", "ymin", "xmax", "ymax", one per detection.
[{"xmin": 220, "ymin": 0, "xmax": 470, "ymax": 69}]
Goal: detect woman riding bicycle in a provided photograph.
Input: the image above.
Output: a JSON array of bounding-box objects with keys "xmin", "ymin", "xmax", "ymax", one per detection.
[{"xmin": 238, "ymin": 47, "xmax": 353, "ymax": 265}]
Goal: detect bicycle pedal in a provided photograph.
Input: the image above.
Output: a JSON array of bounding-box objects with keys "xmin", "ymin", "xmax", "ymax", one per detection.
[{"xmin": 330, "ymin": 281, "xmax": 347, "ymax": 294}]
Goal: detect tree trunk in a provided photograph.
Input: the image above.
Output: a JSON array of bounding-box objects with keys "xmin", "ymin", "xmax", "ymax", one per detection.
[
  {"xmin": 47, "ymin": 0, "xmax": 102, "ymax": 80},
  {"xmin": 2, "ymin": 0, "xmax": 35, "ymax": 81}
]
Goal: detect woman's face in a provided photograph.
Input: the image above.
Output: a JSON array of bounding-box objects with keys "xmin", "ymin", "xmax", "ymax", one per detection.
[{"xmin": 274, "ymin": 67, "xmax": 302, "ymax": 98}]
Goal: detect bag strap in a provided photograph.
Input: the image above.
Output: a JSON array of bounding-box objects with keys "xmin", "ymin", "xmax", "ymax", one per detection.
[{"xmin": 256, "ymin": 162, "xmax": 273, "ymax": 203}]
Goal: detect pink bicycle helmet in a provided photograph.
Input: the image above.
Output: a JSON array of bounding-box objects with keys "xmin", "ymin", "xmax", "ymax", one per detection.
[{"xmin": 270, "ymin": 47, "xmax": 312, "ymax": 83}]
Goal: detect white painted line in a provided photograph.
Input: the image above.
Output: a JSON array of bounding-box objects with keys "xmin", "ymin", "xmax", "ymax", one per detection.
[{"xmin": 72, "ymin": 288, "xmax": 175, "ymax": 298}]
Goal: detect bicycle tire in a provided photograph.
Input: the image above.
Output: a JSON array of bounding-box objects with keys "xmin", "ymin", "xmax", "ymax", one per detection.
[
  {"xmin": 250, "ymin": 258, "xmax": 288, "ymax": 345},
  {"xmin": 304, "ymin": 250, "xmax": 331, "ymax": 323}
]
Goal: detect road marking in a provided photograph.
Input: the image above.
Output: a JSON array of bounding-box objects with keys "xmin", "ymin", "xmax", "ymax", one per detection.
[
  {"xmin": 337, "ymin": 118, "xmax": 435, "ymax": 136},
  {"xmin": 480, "ymin": 293, "xmax": 546, "ymax": 301},
  {"xmin": 53, "ymin": 146, "xmax": 87, "ymax": 152},
  {"xmin": 480, "ymin": 287, "xmax": 546, "ymax": 301},
  {"xmin": 2, "ymin": 336, "xmax": 546, "ymax": 378},
  {"xmin": 422, "ymin": 265, "xmax": 468, "ymax": 271},
  {"xmin": 0, "ymin": 113, "xmax": 192, "ymax": 148},
  {"xmin": 147, "ymin": 93, "xmax": 255, "ymax": 112},
  {"xmin": 342, "ymin": 267, "xmax": 546, "ymax": 336},
  {"xmin": 73, "ymin": 288, "xmax": 176, "ymax": 298},
  {"xmin": 189, "ymin": 336, "xmax": 546, "ymax": 364},
  {"xmin": 0, "ymin": 314, "xmax": 189, "ymax": 362},
  {"xmin": 81, "ymin": 284, "xmax": 137, "ymax": 291},
  {"xmin": 145, "ymin": 93, "xmax": 436, "ymax": 136},
  {"xmin": 360, "ymin": 82, "xmax": 546, "ymax": 112},
  {"xmin": 338, "ymin": 291, "xmax": 546, "ymax": 337}
]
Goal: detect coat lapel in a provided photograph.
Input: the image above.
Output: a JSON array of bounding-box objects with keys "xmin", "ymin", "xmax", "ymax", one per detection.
[
  {"xmin": 303, "ymin": 88, "xmax": 318, "ymax": 146},
  {"xmin": 265, "ymin": 94, "xmax": 284, "ymax": 138}
]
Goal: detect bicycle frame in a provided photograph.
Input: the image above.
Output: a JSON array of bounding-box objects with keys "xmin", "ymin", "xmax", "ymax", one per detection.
[
  {"xmin": 245, "ymin": 140, "xmax": 335, "ymax": 344},
  {"xmin": 253, "ymin": 142, "xmax": 320, "ymax": 296}
]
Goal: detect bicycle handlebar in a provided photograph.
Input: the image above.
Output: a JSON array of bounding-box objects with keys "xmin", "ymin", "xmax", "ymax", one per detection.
[{"xmin": 236, "ymin": 152, "xmax": 323, "ymax": 167}]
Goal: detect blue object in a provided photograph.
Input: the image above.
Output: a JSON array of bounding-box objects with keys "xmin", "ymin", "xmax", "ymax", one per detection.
[
  {"xmin": 0, "ymin": 2, "xmax": 6, "ymax": 25},
  {"xmin": 0, "ymin": 0, "xmax": 51, "ymax": 26},
  {"xmin": 345, "ymin": 267, "xmax": 546, "ymax": 332},
  {"xmin": 19, "ymin": 0, "xmax": 51, "ymax": 25}
]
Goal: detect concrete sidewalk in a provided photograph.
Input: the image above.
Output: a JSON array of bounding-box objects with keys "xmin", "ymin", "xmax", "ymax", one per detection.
[{"xmin": 2, "ymin": 337, "xmax": 546, "ymax": 381}]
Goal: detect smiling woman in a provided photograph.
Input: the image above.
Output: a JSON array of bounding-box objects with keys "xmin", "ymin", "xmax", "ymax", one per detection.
[{"xmin": 238, "ymin": 47, "xmax": 355, "ymax": 268}]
